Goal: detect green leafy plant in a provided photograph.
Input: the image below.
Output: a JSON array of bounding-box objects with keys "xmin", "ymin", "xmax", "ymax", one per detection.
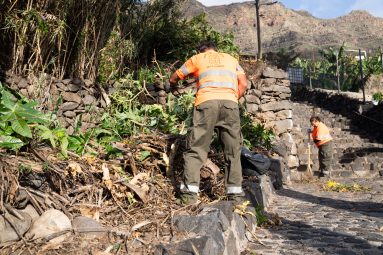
[
  {"xmin": 35, "ymin": 126, "xmax": 69, "ymax": 157},
  {"xmin": 68, "ymin": 129, "xmax": 97, "ymax": 156},
  {"xmin": 293, "ymin": 45, "xmax": 383, "ymax": 92},
  {"xmin": 0, "ymin": 82, "xmax": 72, "ymax": 156},
  {"xmin": 324, "ymin": 180, "xmax": 370, "ymax": 192},
  {"xmin": 240, "ymin": 109, "xmax": 275, "ymax": 150},
  {"xmin": 0, "ymin": 83, "xmax": 50, "ymax": 150},
  {"xmin": 166, "ymin": 90, "xmax": 195, "ymax": 132},
  {"xmin": 254, "ymin": 205, "xmax": 268, "ymax": 226},
  {"xmin": 170, "ymin": 13, "xmax": 240, "ymax": 61}
]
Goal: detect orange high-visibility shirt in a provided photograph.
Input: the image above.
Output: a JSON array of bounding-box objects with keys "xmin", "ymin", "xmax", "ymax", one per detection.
[
  {"xmin": 175, "ymin": 50, "xmax": 245, "ymax": 106},
  {"xmin": 312, "ymin": 122, "xmax": 332, "ymax": 147}
]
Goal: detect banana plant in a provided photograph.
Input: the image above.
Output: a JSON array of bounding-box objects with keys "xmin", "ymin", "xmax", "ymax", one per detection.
[{"xmin": 320, "ymin": 42, "xmax": 346, "ymax": 92}]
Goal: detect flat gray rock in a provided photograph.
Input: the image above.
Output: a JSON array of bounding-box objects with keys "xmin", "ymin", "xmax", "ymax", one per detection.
[
  {"xmin": 82, "ymin": 95, "xmax": 96, "ymax": 105},
  {"xmin": 72, "ymin": 216, "xmax": 106, "ymax": 235},
  {"xmin": 60, "ymin": 102, "xmax": 79, "ymax": 111}
]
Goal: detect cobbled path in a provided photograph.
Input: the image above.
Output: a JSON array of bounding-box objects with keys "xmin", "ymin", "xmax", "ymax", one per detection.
[{"xmin": 245, "ymin": 178, "xmax": 383, "ymax": 255}]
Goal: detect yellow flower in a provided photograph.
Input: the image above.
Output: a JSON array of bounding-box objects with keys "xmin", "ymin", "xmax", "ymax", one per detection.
[{"xmin": 327, "ymin": 180, "xmax": 338, "ymax": 189}]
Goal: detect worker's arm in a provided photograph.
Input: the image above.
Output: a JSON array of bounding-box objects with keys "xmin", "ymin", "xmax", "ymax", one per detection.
[
  {"xmin": 237, "ymin": 74, "xmax": 248, "ymax": 99},
  {"xmin": 170, "ymin": 57, "xmax": 196, "ymax": 88},
  {"xmin": 169, "ymin": 72, "xmax": 181, "ymax": 87}
]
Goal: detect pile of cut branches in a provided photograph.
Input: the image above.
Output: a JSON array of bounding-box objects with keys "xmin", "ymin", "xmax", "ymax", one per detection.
[{"xmin": 0, "ymin": 132, "xmax": 227, "ymax": 254}]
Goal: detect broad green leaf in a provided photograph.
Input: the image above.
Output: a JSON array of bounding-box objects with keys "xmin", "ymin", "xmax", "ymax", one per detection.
[
  {"xmin": 0, "ymin": 124, "xmax": 13, "ymax": 136},
  {"xmin": 60, "ymin": 136, "xmax": 69, "ymax": 158},
  {"xmin": 11, "ymin": 118, "xmax": 32, "ymax": 138},
  {"xmin": 93, "ymin": 128, "xmax": 112, "ymax": 136},
  {"xmin": 0, "ymin": 112, "xmax": 17, "ymax": 122},
  {"xmin": 35, "ymin": 125, "xmax": 56, "ymax": 148},
  {"xmin": 54, "ymin": 128, "xmax": 67, "ymax": 138},
  {"xmin": 68, "ymin": 136, "xmax": 85, "ymax": 154},
  {"xmin": 0, "ymin": 135, "xmax": 24, "ymax": 150},
  {"xmin": 1, "ymin": 89, "xmax": 17, "ymax": 110},
  {"xmin": 16, "ymin": 102, "xmax": 51, "ymax": 124}
]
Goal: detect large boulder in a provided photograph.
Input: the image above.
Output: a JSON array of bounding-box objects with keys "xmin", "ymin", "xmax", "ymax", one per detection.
[
  {"xmin": 155, "ymin": 235, "xmax": 218, "ymax": 255},
  {"xmin": 26, "ymin": 209, "xmax": 71, "ymax": 240},
  {"xmin": 156, "ymin": 201, "xmax": 257, "ymax": 255}
]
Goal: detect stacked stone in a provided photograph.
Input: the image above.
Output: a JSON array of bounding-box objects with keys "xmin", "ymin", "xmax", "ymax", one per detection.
[
  {"xmin": 145, "ymin": 78, "xmax": 197, "ymax": 105},
  {"xmin": 144, "ymin": 77, "xmax": 167, "ymax": 105},
  {"xmin": 243, "ymin": 67, "xmax": 298, "ymax": 183},
  {"xmin": 5, "ymin": 73, "xmax": 104, "ymax": 135}
]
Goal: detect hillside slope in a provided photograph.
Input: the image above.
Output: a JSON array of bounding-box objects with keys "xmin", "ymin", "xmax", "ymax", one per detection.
[{"xmin": 181, "ymin": 0, "xmax": 383, "ymax": 55}]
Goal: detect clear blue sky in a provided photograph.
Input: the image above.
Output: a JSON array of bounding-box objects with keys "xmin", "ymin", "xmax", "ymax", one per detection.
[{"xmin": 198, "ymin": 0, "xmax": 383, "ymax": 19}]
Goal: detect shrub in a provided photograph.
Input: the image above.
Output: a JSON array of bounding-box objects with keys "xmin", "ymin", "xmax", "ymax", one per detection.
[{"xmin": 372, "ymin": 92, "xmax": 383, "ymax": 103}]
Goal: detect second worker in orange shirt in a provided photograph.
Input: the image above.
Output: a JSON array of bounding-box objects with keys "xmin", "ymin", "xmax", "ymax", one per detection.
[{"xmin": 309, "ymin": 116, "xmax": 334, "ymax": 178}]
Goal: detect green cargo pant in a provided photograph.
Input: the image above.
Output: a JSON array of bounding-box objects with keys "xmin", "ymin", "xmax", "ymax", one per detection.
[
  {"xmin": 318, "ymin": 141, "xmax": 333, "ymax": 173},
  {"xmin": 181, "ymin": 100, "xmax": 243, "ymax": 195}
]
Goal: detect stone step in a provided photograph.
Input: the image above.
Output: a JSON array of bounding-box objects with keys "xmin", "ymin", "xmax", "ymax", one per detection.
[{"xmin": 292, "ymin": 102, "xmax": 383, "ymax": 179}]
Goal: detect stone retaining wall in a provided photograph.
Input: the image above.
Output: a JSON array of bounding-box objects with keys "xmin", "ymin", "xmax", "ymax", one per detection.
[
  {"xmin": 243, "ymin": 67, "xmax": 296, "ymax": 184},
  {"xmin": 5, "ymin": 73, "xmax": 105, "ymax": 134}
]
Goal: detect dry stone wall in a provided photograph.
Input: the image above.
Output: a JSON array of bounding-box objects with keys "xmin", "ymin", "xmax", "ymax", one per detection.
[
  {"xmin": 5, "ymin": 73, "xmax": 105, "ymax": 134},
  {"xmin": 243, "ymin": 67, "xmax": 298, "ymax": 184}
]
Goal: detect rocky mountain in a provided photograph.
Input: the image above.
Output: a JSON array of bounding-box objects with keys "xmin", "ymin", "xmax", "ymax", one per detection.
[{"xmin": 180, "ymin": 0, "xmax": 383, "ymax": 56}]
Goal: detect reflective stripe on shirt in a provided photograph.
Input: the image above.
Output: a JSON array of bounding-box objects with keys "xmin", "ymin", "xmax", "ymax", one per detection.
[
  {"xmin": 198, "ymin": 70, "xmax": 237, "ymax": 81},
  {"xmin": 316, "ymin": 134, "xmax": 332, "ymax": 140},
  {"xmin": 180, "ymin": 64, "xmax": 190, "ymax": 76},
  {"xmin": 198, "ymin": 81, "xmax": 236, "ymax": 90}
]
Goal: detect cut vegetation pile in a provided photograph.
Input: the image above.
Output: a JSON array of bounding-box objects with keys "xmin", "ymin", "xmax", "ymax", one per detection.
[{"xmin": 0, "ymin": 131, "xmax": 233, "ymax": 254}]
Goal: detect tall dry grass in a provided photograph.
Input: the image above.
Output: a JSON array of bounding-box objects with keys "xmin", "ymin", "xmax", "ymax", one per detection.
[
  {"xmin": 0, "ymin": 0, "xmax": 184, "ymax": 82},
  {"xmin": 0, "ymin": 0, "xmax": 120, "ymax": 81}
]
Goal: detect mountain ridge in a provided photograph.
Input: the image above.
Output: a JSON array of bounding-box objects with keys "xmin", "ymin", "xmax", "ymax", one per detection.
[{"xmin": 180, "ymin": 0, "xmax": 383, "ymax": 56}]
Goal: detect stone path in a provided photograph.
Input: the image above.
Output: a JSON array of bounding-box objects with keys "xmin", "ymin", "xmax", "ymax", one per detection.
[{"xmin": 244, "ymin": 178, "xmax": 383, "ymax": 255}]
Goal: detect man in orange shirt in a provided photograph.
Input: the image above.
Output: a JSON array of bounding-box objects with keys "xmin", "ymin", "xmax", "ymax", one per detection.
[
  {"xmin": 169, "ymin": 41, "xmax": 248, "ymax": 205},
  {"xmin": 309, "ymin": 116, "xmax": 333, "ymax": 178}
]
